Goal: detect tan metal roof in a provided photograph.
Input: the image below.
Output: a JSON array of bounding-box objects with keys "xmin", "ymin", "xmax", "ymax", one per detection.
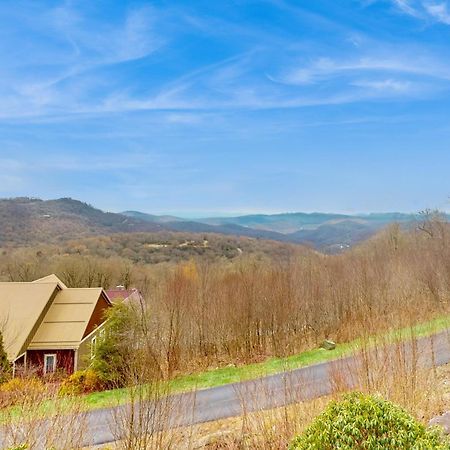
[
  {"xmin": 0, "ymin": 274, "xmax": 111, "ymax": 358},
  {"xmin": 33, "ymin": 274, "xmax": 68, "ymax": 289},
  {"xmin": 0, "ymin": 282, "xmax": 59, "ymax": 360},
  {"xmin": 28, "ymin": 288, "xmax": 105, "ymax": 350}
]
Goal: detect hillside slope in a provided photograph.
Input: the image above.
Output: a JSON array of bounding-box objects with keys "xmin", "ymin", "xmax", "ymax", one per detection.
[
  {"xmin": 288, "ymin": 220, "xmax": 378, "ymax": 252},
  {"xmin": 1, "ymin": 197, "xmax": 441, "ymax": 252},
  {"xmin": 198, "ymin": 212, "xmax": 351, "ymax": 233},
  {"xmin": 122, "ymin": 209, "xmax": 430, "ymax": 251},
  {"xmin": 0, "ymin": 198, "xmax": 290, "ymax": 247},
  {"xmin": 0, "ymin": 198, "xmax": 164, "ymax": 246}
]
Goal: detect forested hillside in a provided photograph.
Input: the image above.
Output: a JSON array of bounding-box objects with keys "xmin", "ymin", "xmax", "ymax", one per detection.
[
  {"xmin": 0, "ymin": 197, "xmax": 163, "ymax": 245},
  {"xmin": 1, "ymin": 197, "xmax": 446, "ymax": 252}
]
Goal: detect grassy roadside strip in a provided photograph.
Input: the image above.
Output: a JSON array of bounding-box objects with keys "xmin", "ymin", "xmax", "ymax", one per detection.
[
  {"xmin": 82, "ymin": 313, "xmax": 450, "ymax": 410},
  {"xmin": 2, "ymin": 313, "xmax": 450, "ymax": 421}
]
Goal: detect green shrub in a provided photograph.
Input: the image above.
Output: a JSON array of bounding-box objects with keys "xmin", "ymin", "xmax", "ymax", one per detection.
[
  {"xmin": 90, "ymin": 303, "xmax": 135, "ymax": 388},
  {"xmin": 59, "ymin": 369, "xmax": 102, "ymax": 396},
  {"xmin": 289, "ymin": 392, "xmax": 449, "ymax": 450},
  {"xmin": 0, "ymin": 331, "xmax": 11, "ymax": 383}
]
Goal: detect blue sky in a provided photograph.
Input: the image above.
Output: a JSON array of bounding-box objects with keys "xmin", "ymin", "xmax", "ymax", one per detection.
[{"xmin": 0, "ymin": 0, "xmax": 449, "ymax": 216}]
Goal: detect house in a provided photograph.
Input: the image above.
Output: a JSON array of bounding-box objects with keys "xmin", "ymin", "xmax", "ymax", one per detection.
[
  {"xmin": 0, "ymin": 274, "xmax": 112, "ymax": 376},
  {"xmin": 105, "ymin": 286, "xmax": 143, "ymax": 304}
]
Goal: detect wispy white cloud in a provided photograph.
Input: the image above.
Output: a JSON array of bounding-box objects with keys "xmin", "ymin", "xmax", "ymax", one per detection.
[
  {"xmin": 0, "ymin": 152, "xmax": 159, "ymax": 174},
  {"xmin": 385, "ymin": 0, "xmax": 450, "ymax": 24},
  {"xmin": 351, "ymin": 78, "xmax": 413, "ymax": 92},
  {"xmin": 424, "ymin": 2, "xmax": 450, "ymax": 24},
  {"xmin": 278, "ymin": 55, "xmax": 450, "ymax": 85},
  {"xmin": 0, "ymin": 1, "xmax": 450, "ymax": 121},
  {"xmin": 0, "ymin": 2, "xmax": 164, "ymax": 119},
  {"xmin": 257, "ymin": 49, "xmax": 449, "ymax": 106},
  {"xmin": 392, "ymin": 0, "xmax": 421, "ymax": 16},
  {"xmin": 165, "ymin": 113, "xmax": 203, "ymax": 124},
  {"xmin": 48, "ymin": 3, "xmax": 161, "ymax": 65}
]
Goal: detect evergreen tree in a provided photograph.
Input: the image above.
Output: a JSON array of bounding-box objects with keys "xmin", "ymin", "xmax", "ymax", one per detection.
[{"xmin": 0, "ymin": 331, "xmax": 11, "ymax": 383}]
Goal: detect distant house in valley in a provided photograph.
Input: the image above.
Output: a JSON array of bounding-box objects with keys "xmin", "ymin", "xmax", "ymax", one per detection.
[
  {"xmin": 0, "ymin": 274, "xmax": 112, "ymax": 376},
  {"xmin": 105, "ymin": 286, "xmax": 143, "ymax": 304}
]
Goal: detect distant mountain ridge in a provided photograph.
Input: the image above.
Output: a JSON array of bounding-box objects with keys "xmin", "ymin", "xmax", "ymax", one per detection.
[
  {"xmin": 0, "ymin": 198, "xmax": 291, "ymax": 247},
  {"xmin": 0, "ymin": 197, "xmax": 445, "ymax": 252},
  {"xmin": 121, "ymin": 208, "xmax": 437, "ymax": 252},
  {"xmin": 196, "ymin": 212, "xmax": 351, "ymax": 234},
  {"xmin": 121, "ymin": 210, "xmax": 184, "ymax": 224},
  {"xmin": 0, "ymin": 197, "xmax": 164, "ymax": 246}
]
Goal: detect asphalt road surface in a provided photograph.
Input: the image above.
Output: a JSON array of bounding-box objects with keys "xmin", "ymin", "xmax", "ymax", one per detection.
[{"xmin": 3, "ymin": 329, "xmax": 450, "ymax": 448}]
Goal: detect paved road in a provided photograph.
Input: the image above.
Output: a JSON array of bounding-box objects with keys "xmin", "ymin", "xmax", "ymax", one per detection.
[{"xmin": 3, "ymin": 329, "xmax": 450, "ymax": 448}]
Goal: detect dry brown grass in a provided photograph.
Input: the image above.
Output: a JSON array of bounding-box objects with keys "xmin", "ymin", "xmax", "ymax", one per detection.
[
  {"xmin": 328, "ymin": 333, "xmax": 450, "ymax": 422},
  {"xmin": 129, "ymin": 222, "xmax": 450, "ymax": 380},
  {"xmin": 94, "ymin": 335, "xmax": 450, "ymax": 449},
  {"xmin": 90, "ymin": 396, "xmax": 330, "ymax": 450},
  {"xmin": 2, "ymin": 222, "xmax": 450, "ymax": 381},
  {"xmin": 178, "ymin": 364, "xmax": 449, "ymax": 450},
  {"xmin": 3, "ymin": 220, "xmax": 450, "ymax": 449},
  {"xmin": 1, "ymin": 381, "xmax": 88, "ymax": 449}
]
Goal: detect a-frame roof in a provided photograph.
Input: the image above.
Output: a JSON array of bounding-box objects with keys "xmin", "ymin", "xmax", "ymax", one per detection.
[
  {"xmin": 0, "ymin": 274, "xmax": 112, "ymax": 359},
  {"xmin": 28, "ymin": 288, "xmax": 108, "ymax": 350},
  {"xmin": 33, "ymin": 274, "xmax": 68, "ymax": 289},
  {"xmin": 0, "ymin": 281, "xmax": 59, "ymax": 360}
]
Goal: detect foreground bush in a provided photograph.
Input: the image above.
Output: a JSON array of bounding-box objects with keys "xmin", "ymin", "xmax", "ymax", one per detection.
[
  {"xmin": 59, "ymin": 368, "xmax": 103, "ymax": 395},
  {"xmin": 289, "ymin": 392, "xmax": 449, "ymax": 450},
  {"xmin": 0, "ymin": 377, "xmax": 45, "ymax": 407}
]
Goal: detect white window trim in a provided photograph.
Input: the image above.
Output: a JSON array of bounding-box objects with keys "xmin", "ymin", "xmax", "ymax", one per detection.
[
  {"xmin": 79, "ymin": 319, "xmax": 108, "ymax": 345},
  {"xmin": 90, "ymin": 336, "xmax": 97, "ymax": 359},
  {"xmin": 44, "ymin": 353, "xmax": 57, "ymax": 375}
]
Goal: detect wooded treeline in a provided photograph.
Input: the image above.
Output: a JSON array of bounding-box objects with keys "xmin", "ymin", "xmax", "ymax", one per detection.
[{"xmin": 1, "ymin": 220, "xmax": 449, "ymax": 378}]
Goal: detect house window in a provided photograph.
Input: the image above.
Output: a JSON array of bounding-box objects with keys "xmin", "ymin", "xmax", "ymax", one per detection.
[
  {"xmin": 44, "ymin": 354, "xmax": 56, "ymax": 374},
  {"xmin": 91, "ymin": 336, "xmax": 97, "ymax": 359}
]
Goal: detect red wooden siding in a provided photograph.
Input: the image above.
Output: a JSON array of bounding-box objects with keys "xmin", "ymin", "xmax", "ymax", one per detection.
[{"xmin": 26, "ymin": 349, "xmax": 75, "ymax": 376}]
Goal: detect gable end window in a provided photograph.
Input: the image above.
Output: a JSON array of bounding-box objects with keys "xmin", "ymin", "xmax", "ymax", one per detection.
[
  {"xmin": 91, "ymin": 336, "xmax": 97, "ymax": 359},
  {"xmin": 44, "ymin": 353, "xmax": 56, "ymax": 374}
]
